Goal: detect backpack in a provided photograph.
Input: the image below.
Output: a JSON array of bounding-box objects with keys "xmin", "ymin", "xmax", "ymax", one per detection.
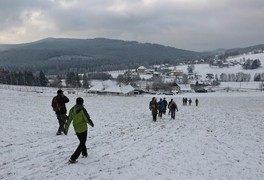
[
  {"xmin": 171, "ymin": 103, "xmax": 176, "ymax": 110},
  {"xmin": 150, "ymin": 102, "xmax": 156, "ymax": 109},
  {"xmin": 51, "ymin": 96, "xmax": 60, "ymax": 111}
]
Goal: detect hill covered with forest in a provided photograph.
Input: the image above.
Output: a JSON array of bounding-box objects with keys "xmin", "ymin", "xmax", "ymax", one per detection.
[
  {"xmin": 0, "ymin": 38, "xmax": 208, "ymax": 74},
  {"xmin": 0, "ymin": 38, "xmax": 263, "ymax": 74}
]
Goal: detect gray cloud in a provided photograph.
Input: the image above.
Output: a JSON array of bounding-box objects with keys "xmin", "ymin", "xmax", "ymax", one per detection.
[{"xmin": 0, "ymin": 0, "xmax": 263, "ymax": 51}]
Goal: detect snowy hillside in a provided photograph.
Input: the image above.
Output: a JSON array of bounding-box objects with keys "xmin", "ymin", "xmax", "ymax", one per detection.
[
  {"xmin": 176, "ymin": 52, "xmax": 264, "ymax": 81},
  {"xmin": 0, "ymin": 87, "xmax": 263, "ymax": 180},
  {"xmin": 227, "ymin": 52, "xmax": 264, "ymax": 63}
]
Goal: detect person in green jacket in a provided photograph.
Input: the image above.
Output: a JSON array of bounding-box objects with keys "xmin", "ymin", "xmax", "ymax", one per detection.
[{"xmin": 64, "ymin": 97, "xmax": 94, "ymax": 163}]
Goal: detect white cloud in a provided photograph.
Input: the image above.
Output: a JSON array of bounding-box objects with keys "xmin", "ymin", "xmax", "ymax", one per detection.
[{"xmin": 0, "ymin": 0, "xmax": 263, "ymax": 51}]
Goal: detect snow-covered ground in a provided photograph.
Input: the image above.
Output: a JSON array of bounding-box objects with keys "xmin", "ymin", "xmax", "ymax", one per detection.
[
  {"xmin": 227, "ymin": 52, "xmax": 264, "ymax": 63},
  {"xmin": 0, "ymin": 87, "xmax": 264, "ymax": 180}
]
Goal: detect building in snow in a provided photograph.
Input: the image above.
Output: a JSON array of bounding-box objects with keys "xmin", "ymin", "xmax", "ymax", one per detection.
[
  {"xmin": 87, "ymin": 80, "xmax": 135, "ymax": 96},
  {"xmin": 137, "ymin": 66, "xmax": 147, "ymax": 74}
]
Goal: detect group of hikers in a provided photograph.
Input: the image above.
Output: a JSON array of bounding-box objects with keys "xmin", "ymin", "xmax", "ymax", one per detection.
[
  {"xmin": 51, "ymin": 89, "xmax": 94, "ymax": 164},
  {"xmin": 149, "ymin": 97, "xmax": 179, "ymax": 121},
  {"xmin": 51, "ymin": 89, "xmax": 199, "ymax": 163},
  {"xmin": 182, "ymin": 97, "xmax": 199, "ymax": 106},
  {"xmin": 149, "ymin": 97, "xmax": 199, "ymax": 121}
]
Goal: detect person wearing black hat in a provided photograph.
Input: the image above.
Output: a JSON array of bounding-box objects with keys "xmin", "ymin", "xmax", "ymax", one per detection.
[
  {"xmin": 64, "ymin": 97, "xmax": 94, "ymax": 163},
  {"xmin": 51, "ymin": 89, "xmax": 69, "ymax": 135}
]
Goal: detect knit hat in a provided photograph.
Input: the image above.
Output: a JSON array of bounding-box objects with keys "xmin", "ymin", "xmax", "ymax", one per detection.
[
  {"xmin": 57, "ymin": 89, "xmax": 63, "ymax": 95},
  {"xmin": 76, "ymin": 97, "xmax": 84, "ymax": 105}
]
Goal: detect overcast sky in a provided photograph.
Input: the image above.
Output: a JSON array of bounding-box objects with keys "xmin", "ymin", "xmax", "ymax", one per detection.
[{"xmin": 0, "ymin": 0, "xmax": 263, "ymax": 51}]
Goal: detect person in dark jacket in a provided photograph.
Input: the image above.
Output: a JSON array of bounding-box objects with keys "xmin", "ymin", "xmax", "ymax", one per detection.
[
  {"xmin": 168, "ymin": 99, "xmax": 173, "ymax": 115},
  {"xmin": 64, "ymin": 97, "xmax": 94, "ymax": 163},
  {"xmin": 195, "ymin": 98, "xmax": 199, "ymax": 106},
  {"xmin": 162, "ymin": 98, "xmax": 168, "ymax": 114},
  {"xmin": 184, "ymin": 97, "xmax": 188, "ymax": 106},
  {"xmin": 169, "ymin": 100, "xmax": 178, "ymax": 119},
  {"xmin": 52, "ymin": 89, "xmax": 69, "ymax": 135},
  {"xmin": 188, "ymin": 98, "xmax": 192, "ymax": 106},
  {"xmin": 158, "ymin": 98, "xmax": 164, "ymax": 118}
]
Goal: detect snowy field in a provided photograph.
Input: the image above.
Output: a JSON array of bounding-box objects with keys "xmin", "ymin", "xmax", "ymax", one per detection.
[{"xmin": 0, "ymin": 88, "xmax": 264, "ymax": 180}]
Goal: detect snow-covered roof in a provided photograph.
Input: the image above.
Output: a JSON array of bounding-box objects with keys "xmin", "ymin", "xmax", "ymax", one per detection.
[
  {"xmin": 88, "ymin": 80, "xmax": 135, "ymax": 94},
  {"xmin": 88, "ymin": 80, "xmax": 117, "ymax": 92},
  {"xmin": 104, "ymin": 85, "xmax": 123, "ymax": 93},
  {"xmin": 137, "ymin": 66, "xmax": 146, "ymax": 70},
  {"xmin": 121, "ymin": 84, "xmax": 135, "ymax": 94},
  {"xmin": 139, "ymin": 74, "xmax": 152, "ymax": 80},
  {"xmin": 88, "ymin": 82, "xmax": 104, "ymax": 91},
  {"xmin": 178, "ymin": 84, "xmax": 192, "ymax": 91}
]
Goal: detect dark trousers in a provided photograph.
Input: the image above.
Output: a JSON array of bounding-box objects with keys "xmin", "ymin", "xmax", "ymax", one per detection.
[
  {"xmin": 71, "ymin": 131, "xmax": 88, "ymax": 161},
  {"xmin": 57, "ymin": 114, "xmax": 67, "ymax": 134},
  {"xmin": 152, "ymin": 113, "xmax": 157, "ymax": 121},
  {"xmin": 171, "ymin": 111, "xmax": 175, "ymax": 119},
  {"xmin": 158, "ymin": 109, "xmax": 163, "ymax": 118},
  {"xmin": 163, "ymin": 109, "xmax": 166, "ymax": 114}
]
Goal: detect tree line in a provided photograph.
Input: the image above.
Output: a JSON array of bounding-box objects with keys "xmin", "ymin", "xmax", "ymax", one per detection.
[
  {"xmin": 0, "ymin": 69, "xmax": 49, "ymax": 86},
  {"xmin": 219, "ymin": 72, "xmax": 264, "ymax": 82},
  {"xmin": 0, "ymin": 67, "xmax": 115, "ymax": 88},
  {"xmin": 219, "ymin": 72, "xmax": 251, "ymax": 82},
  {"xmin": 242, "ymin": 59, "xmax": 261, "ymax": 69},
  {"xmin": 253, "ymin": 73, "xmax": 264, "ymax": 81},
  {"xmin": 218, "ymin": 72, "xmax": 264, "ymax": 82}
]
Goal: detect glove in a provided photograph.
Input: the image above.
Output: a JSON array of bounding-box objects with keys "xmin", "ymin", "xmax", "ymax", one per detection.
[{"xmin": 88, "ymin": 119, "xmax": 94, "ymax": 127}]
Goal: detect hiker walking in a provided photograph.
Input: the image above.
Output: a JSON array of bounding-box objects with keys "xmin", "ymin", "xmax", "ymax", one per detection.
[
  {"xmin": 149, "ymin": 97, "xmax": 158, "ymax": 122},
  {"xmin": 169, "ymin": 100, "xmax": 178, "ymax": 119},
  {"xmin": 158, "ymin": 98, "xmax": 164, "ymax": 118},
  {"xmin": 195, "ymin": 98, "xmax": 199, "ymax": 106},
  {"xmin": 162, "ymin": 98, "xmax": 168, "ymax": 114},
  {"xmin": 184, "ymin": 98, "xmax": 188, "ymax": 106},
  {"xmin": 51, "ymin": 89, "xmax": 69, "ymax": 135},
  {"xmin": 183, "ymin": 97, "xmax": 187, "ymax": 106},
  {"xmin": 168, "ymin": 99, "xmax": 173, "ymax": 115},
  {"xmin": 64, "ymin": 97, "xmax": 94, "ymax": 163},
  {"xmin": 188, "ymin": 98, "xmax": 192, "ymax": 106}
]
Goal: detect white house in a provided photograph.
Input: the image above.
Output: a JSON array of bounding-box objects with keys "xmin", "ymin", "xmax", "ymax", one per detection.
[
  {"xmin": 137, "ymin": 66, "xmax": 147, "ymax": 74},
  {"xmin": 178, "ymin": 84, "xmax": 192, "ymax": 93}
]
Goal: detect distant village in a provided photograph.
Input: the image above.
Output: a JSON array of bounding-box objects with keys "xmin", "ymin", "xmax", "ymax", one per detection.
[
  {"xmin": 86, "ymin": 51, "xmax": 264, "ymax": 96},
  {"xmin": 87, "ymin": 64, "xmax": 217, "ymax": 96}
]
